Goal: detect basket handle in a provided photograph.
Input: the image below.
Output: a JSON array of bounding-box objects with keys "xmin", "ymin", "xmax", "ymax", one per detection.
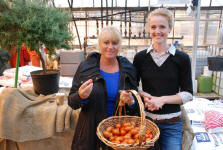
[
  {"xmin": 116, "ymin": 90, "xmax": 146, "ymax": 144},
  {"xmin": 127, "ymin": 90, "xmax": 146, "ymax": 144},
  {"xmin": 114, "ymin": 100, "xmax": 126, "ymax": 116}
]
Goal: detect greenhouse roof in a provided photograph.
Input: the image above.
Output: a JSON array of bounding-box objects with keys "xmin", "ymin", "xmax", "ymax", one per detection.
[{"xmin": 54, "ymin": 0, "xmax": 223, "ymax": 7}]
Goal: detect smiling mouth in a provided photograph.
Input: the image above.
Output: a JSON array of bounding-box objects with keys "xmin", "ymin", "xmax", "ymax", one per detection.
[{"xmin": 106, "ymin": 52, "xmax": 115, "ymax": 55}]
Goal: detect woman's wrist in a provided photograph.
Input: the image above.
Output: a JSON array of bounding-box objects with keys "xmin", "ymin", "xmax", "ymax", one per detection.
[
  {"xmin": 160, "ymin": 96, "xmax": 167, "ymax": 105},
  {"xmin": 78, "ymin": 90, "xmax": 85, "ymax": 99},
  {"xmin": 139, "ymin": 90, "xmax": 151, "ymax": 98}
]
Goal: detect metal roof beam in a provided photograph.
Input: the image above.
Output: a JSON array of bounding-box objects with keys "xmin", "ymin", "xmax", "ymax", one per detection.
[{"xmin": 61, "ymin": 6, "xmax": 223, "ymax": 12}]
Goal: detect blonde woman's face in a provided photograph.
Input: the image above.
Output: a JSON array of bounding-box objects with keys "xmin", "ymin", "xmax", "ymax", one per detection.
[
  {"xmin": 149, "ymin": 15, "xmax": 171, "ymax": 44},
  {"xmin": 99, "ymin": 35, "xmax": 120, "ymax": 60}
]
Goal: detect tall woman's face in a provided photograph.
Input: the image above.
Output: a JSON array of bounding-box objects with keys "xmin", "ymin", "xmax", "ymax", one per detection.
[
  {"xmin": 99, "ymin": 35, "xmax": 120, "ymax": 60},
  {"xmin": 149, "ymin": 15, "xmax": 171, "ymax": 44}
]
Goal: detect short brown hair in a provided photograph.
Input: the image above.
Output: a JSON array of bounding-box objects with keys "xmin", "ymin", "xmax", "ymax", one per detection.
[{"xmin": 148, "ymin": 8, "xmax": 174, "ymax": 29}]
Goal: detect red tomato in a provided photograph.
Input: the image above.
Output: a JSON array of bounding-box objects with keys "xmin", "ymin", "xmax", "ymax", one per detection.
[
  {"xmin": 115, "ymin": 136, "xmax": 124, "ymax": 142},
  {"xmin": 130, "ymin": 128, "xmax": 138, "ymax": 136},
  {"xmin": 106, "ymin": 126, "xmax": 113, "ymax": 132},
  {"xmin": 123, "ymin": 133, "xmax": 131, "ymax": 140},
  {"xmin": 134, "ymin": 133, "xmax": 139, "ymax": 139},
  {"xmin": 112, "ymin": 128, "xmax": 120, "ymax": 136},
  {"xmin": 147, "ymin": 133, "xmax": 153, "ymax": 139},
  {"xmin": 123, "ymin": 122, "xmax": 131, "ymax": 127},
  {"xmin": 121, "ymin": 140, "xmax": 128, "ymax": 144},
  {"xmin": 124, "ymin": 126, "xmax": 132, "ymax": 132},
  {"xmin": 116, "ymin": 123, "xmax": 121, "ymax": 129},
  {"xmin": 120, "ymin": 129, "xmax": 126, "ymax": 136},
  {"xmin": 109, "ymin": 136, "xmax": 115, "ymax": 141},
  {"xmin": 146, "ymin": 129, "xmax": 151, "ymax": 135},
  {"xmin": 127, "ymin": 139, "xmax": 135, "ymax": 145},
  {"xmin": 103, "ymin": 131, "xmax": 112, "ymax": 138}
]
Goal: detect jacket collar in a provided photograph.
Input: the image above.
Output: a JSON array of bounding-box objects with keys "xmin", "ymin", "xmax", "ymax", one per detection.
[{"xmin": 85, "ymin": 52, "xmax": 137, "ymax": 88}]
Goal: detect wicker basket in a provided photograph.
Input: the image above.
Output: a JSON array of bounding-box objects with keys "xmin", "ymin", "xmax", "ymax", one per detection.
[{"xmin": 97, "ymin": 90, "xmax": 160, "ymax": 150}]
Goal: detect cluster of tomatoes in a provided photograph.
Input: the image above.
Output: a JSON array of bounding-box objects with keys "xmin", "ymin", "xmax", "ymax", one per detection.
[{"xmin": 103, "ymin": 121, "xmax": 153, "ymax": 145}]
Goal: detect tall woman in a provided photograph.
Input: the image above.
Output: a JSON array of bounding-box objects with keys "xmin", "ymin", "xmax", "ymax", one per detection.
[
  {"xmin": 68, "ymin": 26, "xmax": 138, "ymax": 150},
  {"xmin": 133, "ymin": 8, "xmax": 193, "ymax": 150}
]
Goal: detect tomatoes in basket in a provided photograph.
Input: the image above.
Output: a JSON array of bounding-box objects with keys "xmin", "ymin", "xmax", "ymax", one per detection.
[{"xmin": 103, "ymin": 122, "xmax": 153, "ymax": 146}]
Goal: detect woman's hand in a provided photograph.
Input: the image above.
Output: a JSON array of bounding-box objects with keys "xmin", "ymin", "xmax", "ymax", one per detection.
[
  {"xmin": 78, "ymin": 79, "xmax": 93, "ymax": 99},
  {"xmin": 139, "ymin": 91, "xmax": 160, "ymax": 111},
  {"xmin": 145, "ymin": 96, "xmax": 165, "ymax": 111},
  {"xmin": 119, "ymin": 90, "xmax": 134, "ymax": 106}
]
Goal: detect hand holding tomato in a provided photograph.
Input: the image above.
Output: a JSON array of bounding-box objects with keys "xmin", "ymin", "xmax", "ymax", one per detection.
[{"xmin": 78, "ymin": 79, "xmax": 93, "ymax": 99}]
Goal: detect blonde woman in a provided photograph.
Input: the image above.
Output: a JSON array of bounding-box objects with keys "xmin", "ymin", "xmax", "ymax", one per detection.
[
  {"xmin": 68, "ymin": 26, "xmax": 139, "ymax": 150},
  {"xmin": 134, "ymin": 8, "xmax": 193, "ymax": 150}
]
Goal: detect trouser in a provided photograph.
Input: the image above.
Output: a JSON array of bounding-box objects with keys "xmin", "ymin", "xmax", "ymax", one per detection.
[{"xmin": 156, "ymin": 120, "xmax": 182, "ymax": 150}]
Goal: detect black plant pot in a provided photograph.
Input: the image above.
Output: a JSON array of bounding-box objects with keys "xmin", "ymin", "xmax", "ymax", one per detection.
[
  {"xmin": 208, "ymin": 56, "xmax": 223, "ymax": 71},
  {"xmin": 30, "ymin": 70, "xmax": 60, "ymax": 95}
]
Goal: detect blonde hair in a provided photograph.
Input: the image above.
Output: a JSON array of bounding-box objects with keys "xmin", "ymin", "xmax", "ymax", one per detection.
[
  {"xmin": 148, "ymin": 8, "xmax": 174, "ymax": 29},
  {"xmin": 98, "ymin": 26, "xmax": 122, "ymax": 45}
]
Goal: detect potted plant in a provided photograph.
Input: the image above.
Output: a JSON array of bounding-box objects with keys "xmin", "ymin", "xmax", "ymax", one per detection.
[{"xmin": 0, "ymin": 0, "xmax": 73, "ymax": 95}]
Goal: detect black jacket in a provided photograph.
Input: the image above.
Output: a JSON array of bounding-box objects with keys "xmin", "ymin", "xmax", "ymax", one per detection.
[{"xmin": 68, "ymin": 52, "xmax": 138, "ymax": 150}]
